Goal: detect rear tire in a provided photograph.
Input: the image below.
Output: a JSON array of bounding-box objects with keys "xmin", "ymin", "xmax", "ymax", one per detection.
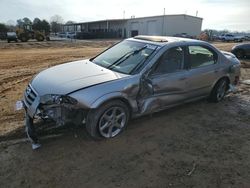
[
  {"xmin": 209, "ymin": 78, "xmax": 229, "ymax": 103},
  {"xmin": 86, "ymin": 100, "xmax": 130, "ymax": 139}
]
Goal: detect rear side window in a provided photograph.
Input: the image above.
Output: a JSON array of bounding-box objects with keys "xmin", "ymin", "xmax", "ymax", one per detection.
[{"xmin": 188, "ymin": 46, "xmax": 217, "ymax": 69}]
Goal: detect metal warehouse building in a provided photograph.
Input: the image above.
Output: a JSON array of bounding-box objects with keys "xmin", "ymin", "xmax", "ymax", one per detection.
[{"xmin": 61, "ymin": 14, "xmax": 203, "ymax": 39}]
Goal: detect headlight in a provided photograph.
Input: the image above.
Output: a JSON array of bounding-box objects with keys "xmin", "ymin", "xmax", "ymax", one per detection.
[{"xmin": 40, "ymin": 94, "xmax": 77, "ymax": 105}]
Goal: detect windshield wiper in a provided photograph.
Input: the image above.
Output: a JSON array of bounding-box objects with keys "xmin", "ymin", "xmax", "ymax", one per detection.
[
  {"xmin": 107, "ymin": 46, "xmax": 147, "ymax": 69},
  {"xmin": 129, "ymin": 46, "xmax": 158, "ymax": 74}
]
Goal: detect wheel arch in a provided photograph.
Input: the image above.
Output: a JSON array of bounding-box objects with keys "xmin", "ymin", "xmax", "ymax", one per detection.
[
  {"xmin": 86, "ymin": 93, "xmax": 135, "ymax": 139},
  {"xmin": 211, "ymin": 76, "xmax": 230, "ymax": 92},
  {"xmin": 90, "ymin": 92, "xmax": 138, "ymax": 116}
]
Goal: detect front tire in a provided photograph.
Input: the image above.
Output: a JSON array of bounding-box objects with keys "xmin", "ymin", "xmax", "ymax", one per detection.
[
  {"xmin": 209, "ymin": 79, "xmax": 228, "ymax": 103},
  {"xmin": 86, "ymin": 100, "xmax": 130, "ymax": 139}
]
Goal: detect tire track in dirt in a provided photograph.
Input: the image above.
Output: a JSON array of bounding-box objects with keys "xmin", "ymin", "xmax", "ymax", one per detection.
[
  {"xmin": 0, "ymin": 73, "xmax": 34, "ymax": 85},
  {"xmin": 0, "ymin": 76, "xmax": 32, "ymax": 94},
  {"xmin": 0, "ymin": 40, "xmax": 118, "ymax": 50}
]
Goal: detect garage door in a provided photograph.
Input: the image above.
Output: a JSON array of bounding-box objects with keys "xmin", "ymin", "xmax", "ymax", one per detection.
[
  {"xmin": 131, "ymin": 22, "xmax": 139, "ymax": 30},
  {"xmin": 147, "ymin": 20, "xmax": 158, "ymax": 35}
]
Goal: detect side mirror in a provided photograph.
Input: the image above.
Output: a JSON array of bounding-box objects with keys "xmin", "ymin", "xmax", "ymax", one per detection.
[{"xmin": 141, "ymin": 74, "xmax": 154, "ymax": 95}]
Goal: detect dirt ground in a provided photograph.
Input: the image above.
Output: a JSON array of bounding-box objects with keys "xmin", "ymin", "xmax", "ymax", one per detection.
[{"xmin": 0, "ymin": 39, "xmax": 250, "ymax": 188}]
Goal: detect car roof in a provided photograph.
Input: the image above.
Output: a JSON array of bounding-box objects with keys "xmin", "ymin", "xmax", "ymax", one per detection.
[{"xmin": 127, "ymin": 35, "xmax": 206, "ymax": 46}]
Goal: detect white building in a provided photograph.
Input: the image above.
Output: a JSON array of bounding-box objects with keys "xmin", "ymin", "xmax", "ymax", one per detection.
[
  {"xmin": 127, "ymin": 14, "xmax": 202, "ymax": 37},
  {"xmin": 62, "ymin": 14, "xmax": 203, "ymax": 39}
]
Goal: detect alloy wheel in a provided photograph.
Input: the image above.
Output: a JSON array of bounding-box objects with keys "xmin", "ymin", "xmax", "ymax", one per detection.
[
  {"xmin": 216, "ymin": 80, "xmax": 227, "ymax": 101},
  {"xmin": 98, "ymin": 106, "xmax": 126, "ymax": 138}
]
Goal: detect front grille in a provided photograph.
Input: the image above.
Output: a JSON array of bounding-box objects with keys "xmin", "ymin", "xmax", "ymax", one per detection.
[{"xmin": 24, "ymin": 85, "xmax": 37, "ymax": 106}]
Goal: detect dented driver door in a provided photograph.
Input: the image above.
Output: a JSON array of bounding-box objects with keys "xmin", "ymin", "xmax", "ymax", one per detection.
[{"xmin": 138, "ymin": 46, "xmax": 189, "ymax": 114}]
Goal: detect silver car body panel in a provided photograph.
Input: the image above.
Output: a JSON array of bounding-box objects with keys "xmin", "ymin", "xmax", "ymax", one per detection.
[
  {"xmin": 23, "ymin": 36, "xmax": 241, "ymax": 119},
  {"xmin": 31, "ymin": 60, "xmax": 128, "ymax": 96},
  {"xmin": 69, "ymin": 74, "xmax": 141, "ymax": 112}
]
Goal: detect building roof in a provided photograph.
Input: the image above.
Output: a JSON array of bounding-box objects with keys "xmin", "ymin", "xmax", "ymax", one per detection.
[
  {"xmin": 128, "ymin": 14, "xmax": 203, "ymax": 21},
  {"xmin": 63, "ymin": 14, "xmax": 202, "ymax": 26},
  {"xmin": 64, "ymin": 19, "xmax": 127, "ymax": 26}
]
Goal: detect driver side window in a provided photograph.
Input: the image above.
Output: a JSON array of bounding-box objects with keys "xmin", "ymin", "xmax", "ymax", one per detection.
[{"xmin": 153, "ymin": 46, "xmax": 184, "ymax": 75}]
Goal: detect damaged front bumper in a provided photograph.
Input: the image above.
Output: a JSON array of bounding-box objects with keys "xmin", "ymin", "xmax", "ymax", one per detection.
[{"xmin": 23, "ymin": 84, "xmax": 87, "ymax": 145}]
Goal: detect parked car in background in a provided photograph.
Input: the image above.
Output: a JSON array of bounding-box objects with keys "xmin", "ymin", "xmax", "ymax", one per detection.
[
  {"xmin": 57, "ymin": 32, "xmax": 77, "ymax": 39},
  {"xmin": 234, "ymin": 35, "xmax": 245, "ymax": 42},
  {"xmin": 173, "ymin": 33, "xmax": 193, "ymax": 39},
  {"xmin": 21, "ymin": 36, "xmax": 240, "ymax": 148},
  {"xmin": 244, "ymin": 36, "xmax": 250, "ymax": 41},
  {"xmin": 57, "ymin": 32, "xmax": 66, "ymax": 38},
  {"xmin": 219, "ymin": 34, "xmax": 244, "ymax": 42},
  {"xmin": 231, "ymin": 43, "xmax": 250, "ymax": 58},
  {"xmin": 6, "ymin": 32, "xmax": 18, "ymax": 43},
  {"xmin": 66, "ymin": 32, "xmax": 77, "ymax": 39}
]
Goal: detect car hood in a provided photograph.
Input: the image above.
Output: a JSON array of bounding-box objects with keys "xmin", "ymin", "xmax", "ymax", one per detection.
[{"xmin": 31, "ymin": 59, "xmax": 128, "ymax": 96}]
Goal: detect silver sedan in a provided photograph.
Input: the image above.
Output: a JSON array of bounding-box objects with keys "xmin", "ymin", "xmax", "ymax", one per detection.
[{"xmin": 22, "ymin": 36, "xmax": 240, "ymax": 146}]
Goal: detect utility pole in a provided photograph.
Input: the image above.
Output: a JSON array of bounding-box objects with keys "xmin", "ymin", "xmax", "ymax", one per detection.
[
  {"xmin": 162, "ymin": 8, "xmax": 165, "ymax": 36},
  {"xmin": 196, "ymin": 10, "xmax": 198, "ymax": 17},
  {"xmin": 123, "ymin": 11, "xmax": 125, "ymax": 19}
]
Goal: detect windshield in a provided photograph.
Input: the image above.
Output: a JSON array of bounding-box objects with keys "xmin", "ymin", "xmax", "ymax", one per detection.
[{"xmin": 92, "ymin": 40, "xmax": 157, "ymax": 74}]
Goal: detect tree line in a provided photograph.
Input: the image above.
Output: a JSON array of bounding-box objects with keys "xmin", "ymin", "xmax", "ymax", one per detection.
[{"xmin": 0, "ymin": 15, "xmax": 74, "ymax": 34}]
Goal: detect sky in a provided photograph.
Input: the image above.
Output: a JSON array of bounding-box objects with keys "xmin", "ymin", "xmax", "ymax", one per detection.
[{"xmin": 0, "ymin": 0, "xmax": 250, "ymax": 31}]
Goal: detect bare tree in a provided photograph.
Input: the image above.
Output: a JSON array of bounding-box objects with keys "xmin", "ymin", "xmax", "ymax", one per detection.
[
  {"xmin": 50, "ymin": 15, "xmax": 64, "ymax": 33},
  {"xmin": 5, "ymin": 20, "xmax": 16, "ymax": 32},
  {"xmin": 50, "ymin": 15, "xmax": 64, "ymax": 24},
  {"xmin": 6, "ymin": 20, "xmax": 15, "ymax": 26},
  {"xmin": 65, "ymin": 20, "xmax": 76, "ymax": 25}
]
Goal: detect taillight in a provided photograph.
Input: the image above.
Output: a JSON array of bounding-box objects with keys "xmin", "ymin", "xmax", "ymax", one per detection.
[{"xmin": 234, "ymin": 76, "xmax": 239, "ymax": 85}]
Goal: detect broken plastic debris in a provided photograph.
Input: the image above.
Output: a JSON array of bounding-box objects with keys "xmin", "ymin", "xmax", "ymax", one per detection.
[
  {"xmin": 15, "ymin": 100, "xmax": 24, "ymax": 111},
  {"xmin": 32, "ymin": 143, "xmax": 41, "ymax": 150}
]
